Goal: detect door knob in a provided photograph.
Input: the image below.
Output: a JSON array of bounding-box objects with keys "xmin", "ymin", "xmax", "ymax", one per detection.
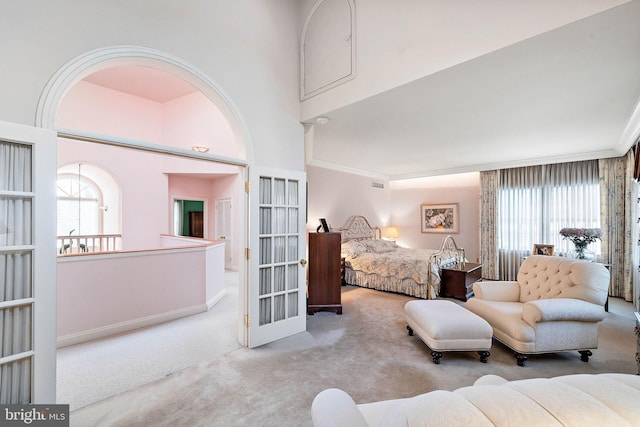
[{"xmin": 300, "ymin": 259, "xmax": 307, "ymax": 266}]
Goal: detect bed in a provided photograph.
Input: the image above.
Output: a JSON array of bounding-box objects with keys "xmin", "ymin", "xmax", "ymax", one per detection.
[{"xmin": 338, "ymin": 215, "xmax": 464, "ymax": 299}]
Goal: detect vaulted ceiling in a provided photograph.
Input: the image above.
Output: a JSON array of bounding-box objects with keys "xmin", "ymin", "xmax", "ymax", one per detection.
[
  {"xmin": 306, "ymin": 1, "xmax": 640, "ymax": 180},
  {"xmin": 81, "ymin": 2, "xmax": 640, "ymax": 181}
]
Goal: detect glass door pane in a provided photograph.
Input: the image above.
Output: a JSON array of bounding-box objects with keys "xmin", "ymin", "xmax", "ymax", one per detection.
[{"xmin": 0, "ymin": 141, "xmax": 35, "ymax": 403}]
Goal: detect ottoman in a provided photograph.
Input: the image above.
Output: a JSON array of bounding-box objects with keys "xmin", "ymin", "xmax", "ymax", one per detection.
[{"xmin": 404, "ymin": 300, "xmax": 493, "ymax": 364}]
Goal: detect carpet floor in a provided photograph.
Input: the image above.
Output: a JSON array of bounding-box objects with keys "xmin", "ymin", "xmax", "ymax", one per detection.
[{"xmin": 67, "ymin": 281, "xmax": 638, "ymax": 427}]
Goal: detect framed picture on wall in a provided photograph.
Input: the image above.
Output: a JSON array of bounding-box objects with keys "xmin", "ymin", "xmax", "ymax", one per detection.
[{"xmin": 421, "ymin": 203, "xmax": 459, "ymax": 234}]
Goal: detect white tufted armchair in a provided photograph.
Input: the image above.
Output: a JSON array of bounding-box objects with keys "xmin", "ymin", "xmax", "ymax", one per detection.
[{"xmin": 465, "ymin": 255, "xmax": 610, "ymax": 366}]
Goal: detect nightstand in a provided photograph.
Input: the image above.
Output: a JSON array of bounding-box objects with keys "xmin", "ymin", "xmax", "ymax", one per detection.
[{"xmin": 440, "ymin": 262, "xmax": 483, "ymax": 301}]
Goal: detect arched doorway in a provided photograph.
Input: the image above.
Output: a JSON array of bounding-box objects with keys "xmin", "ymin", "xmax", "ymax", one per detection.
[{"xmin": 37, "ymin": 46, "xmax": 251, "ymax": 408}]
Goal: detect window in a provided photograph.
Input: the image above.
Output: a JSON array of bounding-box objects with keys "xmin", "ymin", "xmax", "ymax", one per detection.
[
  {"xmin": 56, "ymin": 174, "xmax": 101, "ymax": 237},
  {"xmin": 498, "ymin": 160, "xmax": 600, "ymax": 278}
]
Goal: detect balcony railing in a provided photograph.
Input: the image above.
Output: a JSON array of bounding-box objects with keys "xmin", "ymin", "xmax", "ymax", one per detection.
[{"xmin": 57, "ymin": 234, "xmax": 122, "ymax": 255}]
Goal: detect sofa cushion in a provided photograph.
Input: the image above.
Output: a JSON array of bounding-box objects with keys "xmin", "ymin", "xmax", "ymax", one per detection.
[
  {"xmin": 553, "ymin": 374, "xmax": 640, "ymax": 425},
  {"xmin": 312, "ymin": 374, "xmax": 640, "ymax": 427},
  {"xmin": 505, "ymin": 377, "xmax": 636, "ymax": 426},
  {"xmin": 379, "ymin": 390, "xmax": 494, "ymax": 427},
  {"xmin": 455, "ymin": 385, "xmax": 564, "ymax": 426}
]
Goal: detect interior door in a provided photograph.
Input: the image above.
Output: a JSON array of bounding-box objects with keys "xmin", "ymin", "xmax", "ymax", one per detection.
[
  {"xmin": 248, "ymin": 166, "xmax": 306, "ymax": 348},
  {"xmin": 215, "ymin": 198, "xmax": 232, "ymax": 268},
  {"xmin": 189, "ymin": 211, "xmax": 204, "ymax": 237}
]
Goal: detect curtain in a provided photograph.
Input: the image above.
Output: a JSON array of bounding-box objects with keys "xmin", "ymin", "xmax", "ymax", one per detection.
[
  {"xmin": 0, "ymin": 140, "xmax": 33, "ymax": 403},
  {"xmin": 483, "ymin": 160, "xmax": 600, "ymax": 280},
  {"xmin": 599, "ymin": 152, "xmax": 635, "ymax": 301},
  {"xmin": 479, "ymin": 170, "xmax": 499, "ymax": 280}
]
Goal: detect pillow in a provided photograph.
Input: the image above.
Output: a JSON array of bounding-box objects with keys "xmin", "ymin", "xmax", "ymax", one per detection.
[
  {"xmin": 341, "ymin": 240, "xmax": 367, "ymax": 258},
  {"xmin": 361, "ymin": 239, "xmax": 398, "ymax": 254}
]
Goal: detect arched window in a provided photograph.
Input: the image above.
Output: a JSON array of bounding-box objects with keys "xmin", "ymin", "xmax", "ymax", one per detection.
[{"xmin": 56, "ymin": 172, "xmax": 103, "ymax": 237}]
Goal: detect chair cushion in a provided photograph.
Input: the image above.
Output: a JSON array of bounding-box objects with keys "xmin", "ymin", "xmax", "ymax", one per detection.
[
  {"xmin": 521, "ymin": 298, "xmax": 605, "ymax": 327},
  {"xmin": 517, "ymin": 255, "xmax": 608, "ymax": 305}
]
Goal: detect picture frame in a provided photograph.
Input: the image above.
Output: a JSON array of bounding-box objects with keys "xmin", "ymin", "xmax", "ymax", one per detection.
[
  {"xmin": 316, "ymin": 218, "xmax": 330, "ymax": 233},
  {"xmin": 421, "ymin": 203, "xmax": 459, "ymax": 234},
  {"xmin": 532, "ymin": 244, "xmax": 554, "ymax": 256}
]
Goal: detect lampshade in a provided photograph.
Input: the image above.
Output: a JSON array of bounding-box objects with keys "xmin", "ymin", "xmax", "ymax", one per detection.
[{"xmin": 383, "ymin": 226, "xmax": 400, "ymax": 239}]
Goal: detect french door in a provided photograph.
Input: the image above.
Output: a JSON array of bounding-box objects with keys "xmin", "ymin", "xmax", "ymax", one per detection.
[
  {"xmin": 248, "ymin": 166, "xmax": 306, "ymax": 348},
  {"xmin": 0, "ymin": 122, "xmax": 57, "ymax": 403}
]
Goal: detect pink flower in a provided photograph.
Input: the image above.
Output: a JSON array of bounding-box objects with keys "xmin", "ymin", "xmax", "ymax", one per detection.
[{"xmin": 559, "ymin": 227, "xmax": 602, "ymax": 249}]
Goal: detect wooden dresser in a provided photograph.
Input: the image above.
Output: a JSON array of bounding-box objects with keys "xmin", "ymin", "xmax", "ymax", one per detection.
[{"xmin": 307, "ymin": 232, "xmax": 343, "ymax": 315}]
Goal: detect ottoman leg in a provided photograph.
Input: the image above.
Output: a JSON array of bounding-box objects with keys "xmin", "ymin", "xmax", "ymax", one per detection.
[
  {"xmin": 407, "ymin": 325, "xmax": 414, "ymax": 336},
  {"xmin": 431, "ymin": 351, "xmax": 443, "ymax": 364},
  {"xmin": 579, "ymin": 350, "xmax": 592, "ymax": 362},
  {"xmin": 478, "ymin": 351, "xmax": 490, "ymax": 363},
  {"xmin": 515, "ymin": 353, "xmax": 528, "ymax": 367}
]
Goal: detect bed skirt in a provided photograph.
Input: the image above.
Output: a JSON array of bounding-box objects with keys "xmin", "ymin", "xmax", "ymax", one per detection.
[{"xmin": 344, "ymin": 268, "xmax": 438, "ymax": 299}]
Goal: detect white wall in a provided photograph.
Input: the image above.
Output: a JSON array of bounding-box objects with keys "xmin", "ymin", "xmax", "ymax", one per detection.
[
  {"xmin": 307, "ymin": 165, "xmax": 481, "ymax": 260},
  {"xmin": 390, "ymin": 173, "xmax": 481, "ymax": 262},
  {"xmin": 298, "ymin": 0, "xmax": 630, "ymax": 120},
  {"xmin": 306, "ymin": 165, "xmax": 391, "ymax": 232},
  {"xmin": 2, "ymin": 0, "xmax": 303, "ymax": 171}
]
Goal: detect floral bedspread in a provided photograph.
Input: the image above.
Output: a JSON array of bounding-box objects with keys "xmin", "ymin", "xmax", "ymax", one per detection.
[{"xmin": 345, "ymin": 246, "xmax": 440, "ymax": 285}]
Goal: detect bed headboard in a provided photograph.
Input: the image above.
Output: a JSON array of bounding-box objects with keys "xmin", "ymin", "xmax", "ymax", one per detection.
[{"xmin": 338, "ymin": 215, "xmax": 381, "ymax": 242}]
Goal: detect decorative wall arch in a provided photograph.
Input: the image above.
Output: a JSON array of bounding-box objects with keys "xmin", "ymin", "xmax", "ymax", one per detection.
[{"xmin": 35, "ymin": 45, "xmax": 252, "ymax": 163}]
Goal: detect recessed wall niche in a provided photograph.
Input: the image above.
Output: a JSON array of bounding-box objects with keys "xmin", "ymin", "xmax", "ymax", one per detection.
[{"xmin": 301, "ymin": 0, "xmax": 356, "ymax": 100}]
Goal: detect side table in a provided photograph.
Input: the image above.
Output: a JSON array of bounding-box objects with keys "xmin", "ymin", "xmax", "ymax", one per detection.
[{"xmin": 440, "ymin": 262, "xmax": 483, "ymax": 301}]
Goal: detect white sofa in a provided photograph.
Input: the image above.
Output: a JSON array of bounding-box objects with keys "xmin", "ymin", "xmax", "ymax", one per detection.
[
  {"xmin": 465, "ymin": 255, "xmax": 609, "ymax": 366},
  {"xmin": 311, "ymin": 373, "xmax": 640, "ymax": 427}
]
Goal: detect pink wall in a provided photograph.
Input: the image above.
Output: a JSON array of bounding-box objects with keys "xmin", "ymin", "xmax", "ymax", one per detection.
[
  {"xmin": 56, "ymin": 80, "xmax": 240, "ymax": 157},
  {"xmin": 56, "ymin": 80, "xmax": 164, "ymax": 144},
  {"xmin": 56, "ymin": 76, "xmax": 244, "ymax": 255},
  {"xmin": 163, "ymin": 92, "xmax": 238, "ymax": 158},
  {"xmin": 57, "ymin": 242, "xmax": 226, "ymax": 346},
  {"xmin": 167, "ymin": 173, "xmax": 242, "ymax": 271},
  {"xmin": 209, "ymin": 174, "xmax": 243, "ymax": 271},
  {"xmin": 168, "ymin": 174, "xmax": 215, "ymax": 236},
  {"xmin": 57, "ymin": 138, "xmax": 243, "ymax": 253},
  {"xmin": 58, "ymin": 139, "xmax": 169, "ymax": 250}
]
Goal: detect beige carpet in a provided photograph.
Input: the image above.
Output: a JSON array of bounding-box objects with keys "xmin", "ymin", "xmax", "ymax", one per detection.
[
  {"xmin": 70, "ymin": 285, "xmax": 638, "ymax": 427},
  {"xmin": 57, "ymin": 271, "xmax": 241, "ymax": 410}
]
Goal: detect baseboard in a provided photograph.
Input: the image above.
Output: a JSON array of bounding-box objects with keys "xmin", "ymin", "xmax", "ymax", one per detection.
[
  {"xmin": 207, "ymin": 288, "xmax": 227, "ymax": 310},
  {"xmin": 57, "ymin": 304, "xmax": 208, "ymax": 348}
]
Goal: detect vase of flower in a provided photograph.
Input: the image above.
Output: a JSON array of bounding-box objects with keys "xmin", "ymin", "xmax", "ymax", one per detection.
[
  {"xmin": 559, "ymin": 228, "xmax": 602, "ymax": 262},
  {"xmin": 568, "ymin": 248, "xmax": 596, "ymax": 262}
]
